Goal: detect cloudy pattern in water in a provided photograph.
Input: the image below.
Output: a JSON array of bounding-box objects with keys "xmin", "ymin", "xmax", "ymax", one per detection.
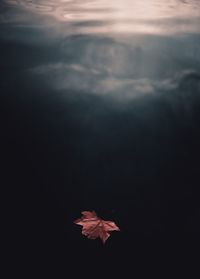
[{"xmin": 1, "ymin": 0, "xmax": 200, "ymax": 102}]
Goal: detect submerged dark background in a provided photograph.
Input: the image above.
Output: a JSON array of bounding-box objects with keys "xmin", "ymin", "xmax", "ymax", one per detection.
[{"xmin": 1, "ymin": 1, "xmax": 200, "ymax": 278}]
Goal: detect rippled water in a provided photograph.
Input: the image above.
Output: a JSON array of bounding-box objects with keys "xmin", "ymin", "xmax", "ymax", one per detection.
[
  {"xmin": 1, "ymin": 0, "xmax": 200, "ymax": 34},
  {"xmin": 1, "ymin": 1, "xmax": 200, "ymax": 101}
]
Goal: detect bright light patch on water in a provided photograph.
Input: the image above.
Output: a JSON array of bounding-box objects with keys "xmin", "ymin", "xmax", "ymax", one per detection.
[{"xmin": 1, "ymin": 0, "xmax": 200, "ymax": 35}]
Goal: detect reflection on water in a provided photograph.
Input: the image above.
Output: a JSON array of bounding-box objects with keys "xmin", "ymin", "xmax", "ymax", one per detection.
[
  {"xmin": 1, "ymin": 0, "xmax": 199, "ymax": 101},
  {"xmin": 1, "ymin": 0, "xmax": 200, "ymax": 34}
]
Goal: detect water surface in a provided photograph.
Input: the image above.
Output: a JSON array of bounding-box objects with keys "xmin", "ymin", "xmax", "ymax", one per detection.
[{"xmin": 1, "ymin": 0, "xmax": 200, "ymax": 277}]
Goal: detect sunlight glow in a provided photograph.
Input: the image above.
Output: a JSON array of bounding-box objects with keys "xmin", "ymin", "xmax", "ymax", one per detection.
[{"xmin": 2, "ymin": 0, "xmax": 200, "ymax": 34}]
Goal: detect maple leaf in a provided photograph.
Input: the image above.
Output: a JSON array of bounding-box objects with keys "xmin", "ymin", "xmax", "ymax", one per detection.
[{"xmin": 74, "ymin": 211, "xmax": 120, "ymax": 244}]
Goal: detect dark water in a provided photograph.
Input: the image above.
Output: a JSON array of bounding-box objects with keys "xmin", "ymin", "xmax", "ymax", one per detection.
[{"xmin": 1, "ymin": 1, "xmax": 200, "ymax": 277}]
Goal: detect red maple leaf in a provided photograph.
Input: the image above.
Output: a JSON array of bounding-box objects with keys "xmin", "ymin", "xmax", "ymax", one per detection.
[{"xmin": 74, "ymin": 211, "xmax": 120, "ymax": 244}]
